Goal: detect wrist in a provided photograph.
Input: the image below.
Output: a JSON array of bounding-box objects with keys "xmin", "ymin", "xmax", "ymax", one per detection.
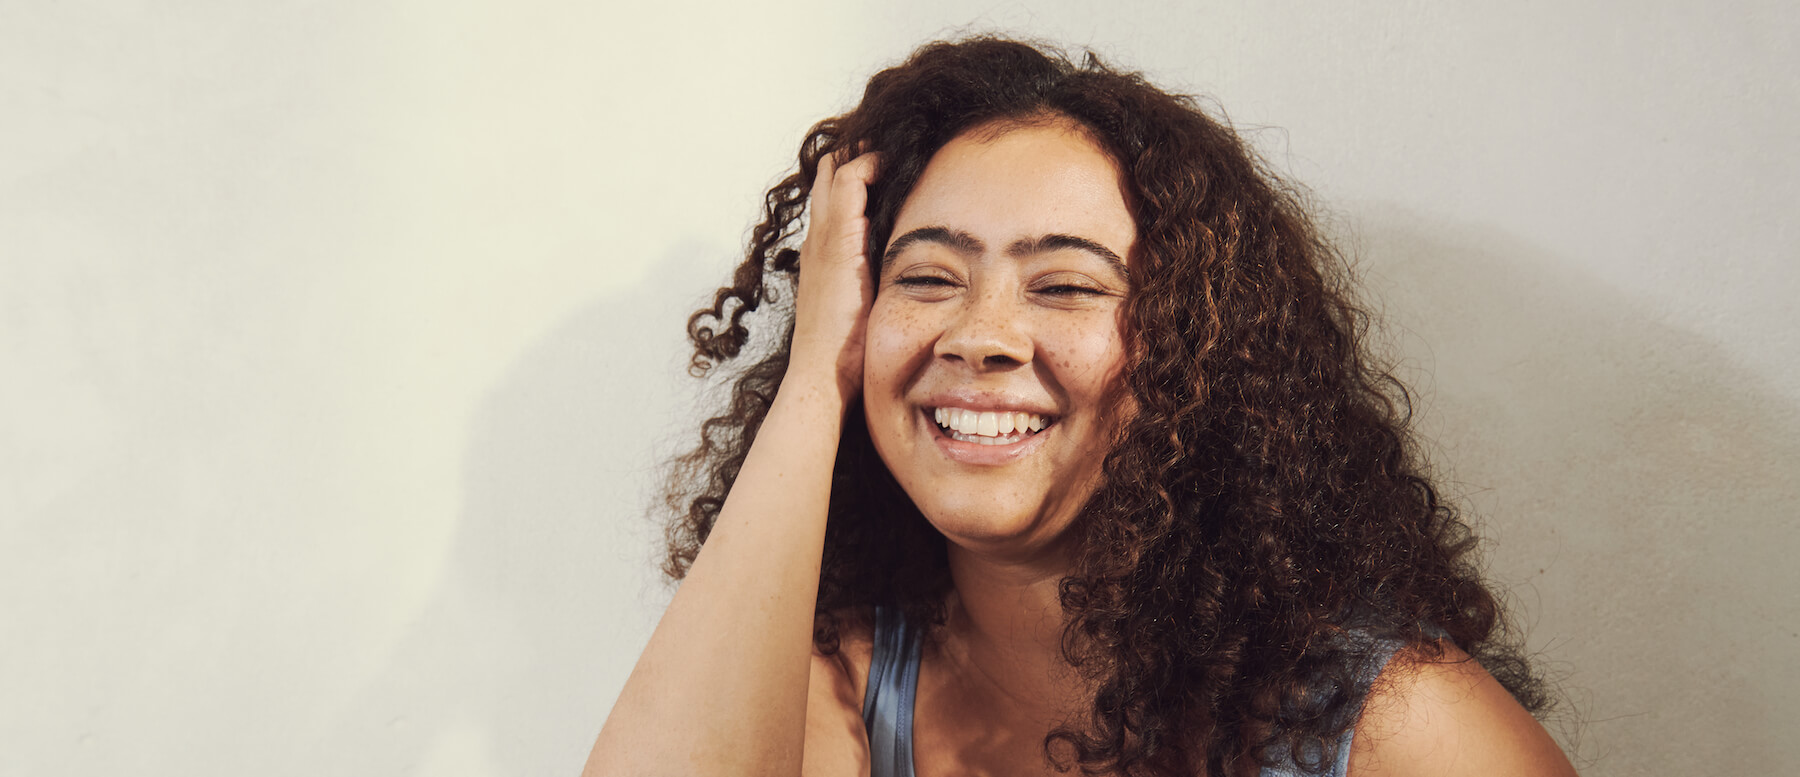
[{"xmin": 774, "ymin": 366, "xmax": 854, "ymax": 422}]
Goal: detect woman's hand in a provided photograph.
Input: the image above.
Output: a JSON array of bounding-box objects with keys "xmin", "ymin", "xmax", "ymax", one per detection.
[
  {"xmin": 583, "ymin": 151, "xmax": 880, "ymax": 777},
  {"xmin": 787, "ymin": 150, "xmax": 881, "ymax": 410}
]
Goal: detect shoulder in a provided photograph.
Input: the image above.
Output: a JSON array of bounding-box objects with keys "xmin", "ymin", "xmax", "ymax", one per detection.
[
  {"xmin": 1346, "ymin": 640, "xmax": 1576, "ymax": 777},
  {"xmin": 801, "ymin": 607, "xmax": 874, "ymax": 777}
]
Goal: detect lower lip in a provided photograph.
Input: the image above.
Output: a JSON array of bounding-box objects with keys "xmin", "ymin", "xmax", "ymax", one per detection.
[{"xmin": 924, "ymin": 409, "xmax": 1050, "ymax": 465}]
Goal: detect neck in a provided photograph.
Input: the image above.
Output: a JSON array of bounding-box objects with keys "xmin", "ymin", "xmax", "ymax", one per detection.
[{"xmin": 940, "ymin": 539, "xmax": 1089, "ymax": 720}]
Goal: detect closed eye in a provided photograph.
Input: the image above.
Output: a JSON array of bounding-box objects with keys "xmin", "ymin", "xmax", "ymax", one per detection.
[
  {"xmin": 1038, "ymin": 284, "xmax": 1107, "ymax": 296},
  {"xmin": 896, "ymin": 276, "xmax": 958, "ymax": 288}
]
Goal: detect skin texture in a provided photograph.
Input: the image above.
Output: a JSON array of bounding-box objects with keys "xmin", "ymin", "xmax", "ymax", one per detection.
[{"xmin": 1347, "ymin": 644, "xmax": 1578, "ymax": 777}]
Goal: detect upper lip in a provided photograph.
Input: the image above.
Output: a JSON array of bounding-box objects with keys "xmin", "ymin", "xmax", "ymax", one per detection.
[{"xmin": 918, "ymin": 390, "xmax": 1059, "ymax": 418}]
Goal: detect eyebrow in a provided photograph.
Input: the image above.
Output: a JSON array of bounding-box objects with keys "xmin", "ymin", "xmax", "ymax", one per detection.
[{"xmin": 882, "ymin": 226, "xmax": 1130, "ymax": 283}]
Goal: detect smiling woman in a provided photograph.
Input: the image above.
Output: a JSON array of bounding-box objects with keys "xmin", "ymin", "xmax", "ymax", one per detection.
[
  {"xmin": 583, "ymin": 37, "xmax": 1577, "ymax": 777},
  {"xmin": 866, "ymin": 121, "xmax": 1134, "ymax": 554}
]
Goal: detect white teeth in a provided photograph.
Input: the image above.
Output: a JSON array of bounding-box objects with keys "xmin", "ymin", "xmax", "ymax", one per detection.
[
  {"xmin": 931, "ymin": 406, "xmax": 1052, "ymax": 440},
  {"xmin": 946, "ymin": 428, "xmax": 1023, "ymax": 445}
]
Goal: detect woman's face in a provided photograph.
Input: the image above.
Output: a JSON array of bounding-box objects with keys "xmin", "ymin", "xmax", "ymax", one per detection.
[{"xmin": 863, "ymin": 120, "xmax": 1135, "ymax": 561}]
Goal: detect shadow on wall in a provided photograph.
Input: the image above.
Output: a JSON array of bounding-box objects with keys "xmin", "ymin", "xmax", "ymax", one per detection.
[
  {"xmin": 314, "ymin": 209, "xmax": 1799, "ymax": 776},
  {"xmin": 308, "ymin": 241, "xmax": 732, "ymax": 775},
  {"xmin": 1350, "ymin": 205, "xmax": 1800, "ymax": 776}
]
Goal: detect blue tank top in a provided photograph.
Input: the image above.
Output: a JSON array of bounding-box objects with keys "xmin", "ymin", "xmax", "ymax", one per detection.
[{"xmin": 861, "ymin": 606, "xmax": 1404, "ymax": 777}]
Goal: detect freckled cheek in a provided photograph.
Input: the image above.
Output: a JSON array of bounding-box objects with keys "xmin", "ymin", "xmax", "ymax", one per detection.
[
  {"xmin": 863, "ymin": 301, "xmax": 937, "ymax": 395},
  {"xmin": 1041, "ymin": 317, "xmax": 1129, "ymax": 387}
]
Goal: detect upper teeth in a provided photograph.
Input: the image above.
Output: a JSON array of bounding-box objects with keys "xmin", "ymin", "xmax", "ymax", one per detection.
[{"xmin": 933, "ymin": 407, "xmax": 1049, "ymax": 437}]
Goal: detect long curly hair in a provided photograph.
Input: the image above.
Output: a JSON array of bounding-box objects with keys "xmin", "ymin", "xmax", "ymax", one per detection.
[{"xmin": 661, "ymin": 36, "xmax": 1551, "ymax": 777}]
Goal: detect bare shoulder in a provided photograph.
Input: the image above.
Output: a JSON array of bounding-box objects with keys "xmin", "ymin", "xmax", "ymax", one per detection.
[
  {"xmin": 801, "ymin": 607, "xmax": 874, "ymax": 777},
  {"xmin": 1347, "ymin": 641, "xmax": 1576, "ymax": 777}
]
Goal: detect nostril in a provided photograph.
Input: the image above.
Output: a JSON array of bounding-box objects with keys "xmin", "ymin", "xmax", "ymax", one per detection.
[{"xmin": 933, "ymin": 323, "xmax": 1033, "ymax": 367}]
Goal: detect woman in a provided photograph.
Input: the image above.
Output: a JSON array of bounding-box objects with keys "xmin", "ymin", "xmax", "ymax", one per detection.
[{"xmin": 585, "ymin": 37, "xmax": 1577, "ymax": 777}]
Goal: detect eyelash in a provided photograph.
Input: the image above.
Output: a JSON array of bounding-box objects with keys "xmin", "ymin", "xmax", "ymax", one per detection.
[
  {"xmin": 896, "ymin": 276, "xmax": 955, "ymax": 288},
  {"xmin": 895, "ymin": 277, "xmax": 1105, "ymax": 296}
]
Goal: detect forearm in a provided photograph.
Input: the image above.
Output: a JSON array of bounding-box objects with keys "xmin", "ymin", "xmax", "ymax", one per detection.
[{"xmin": 584, "ymin": 376, "xmax": 845, "ymax": 777}]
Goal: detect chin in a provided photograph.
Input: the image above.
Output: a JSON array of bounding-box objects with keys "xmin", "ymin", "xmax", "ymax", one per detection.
[{"xmin": 908, "ymin": 490, "xmax": 1074, "ymax": 558}]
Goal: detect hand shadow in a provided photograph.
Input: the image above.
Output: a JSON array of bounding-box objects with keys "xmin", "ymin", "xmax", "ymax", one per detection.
[{"xmin": 308, "ymin": 241, "xmax": 733, "ymax": 775}]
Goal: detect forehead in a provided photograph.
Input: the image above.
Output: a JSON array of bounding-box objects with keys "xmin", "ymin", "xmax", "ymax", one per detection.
[{"xmin": 891, "ymin": 121, "xmax": 1137, "ymax": 258}]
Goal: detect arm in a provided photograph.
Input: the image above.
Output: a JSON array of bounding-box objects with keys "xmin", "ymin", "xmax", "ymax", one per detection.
[
  {"xmin": 582, "ymin": 151, "xmax": 880, "ymax": 777},
  {"xmin": 1348, "ymin": 642, "xmax": 1578, "ymax": 777}
]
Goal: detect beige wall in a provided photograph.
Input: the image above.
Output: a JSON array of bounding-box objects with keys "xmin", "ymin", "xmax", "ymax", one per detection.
[{"xmin": 4, "ymin": 2, "xmax": 1793, "ymax": 775}]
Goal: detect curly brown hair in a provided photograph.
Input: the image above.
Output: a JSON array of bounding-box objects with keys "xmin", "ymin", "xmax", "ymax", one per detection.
[{"xmin": 661, "ymin": 36, "xmax": 1551, "ymax": 777}]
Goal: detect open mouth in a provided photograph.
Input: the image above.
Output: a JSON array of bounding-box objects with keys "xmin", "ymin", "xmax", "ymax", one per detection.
[{"xmin": 929, "ymin": 407, "xmax": 1057, "ymax": 446}]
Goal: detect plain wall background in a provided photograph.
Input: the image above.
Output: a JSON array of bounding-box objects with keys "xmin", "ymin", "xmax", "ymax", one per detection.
[{"xmin": 4, "ymin": 2, "xmax": 1795, "ymax": 775}]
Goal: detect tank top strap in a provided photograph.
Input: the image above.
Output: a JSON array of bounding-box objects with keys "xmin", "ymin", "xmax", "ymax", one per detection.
[
  {"xmin": 859, "ymin": 608, "xmax": 1412, "ymax": 777},
  {"xmin": 1260, "ymin": 629, "xmax": 1409, "ymax": 777},
  {"xmin": 863, "ymin": 605, "xmax": 922, "ymax": 777}
]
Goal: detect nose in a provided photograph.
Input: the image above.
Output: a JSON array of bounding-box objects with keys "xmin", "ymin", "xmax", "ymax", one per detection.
[{"xmin": 933, "ymin": 286, "xmax": 1033, "ymax": 370}]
